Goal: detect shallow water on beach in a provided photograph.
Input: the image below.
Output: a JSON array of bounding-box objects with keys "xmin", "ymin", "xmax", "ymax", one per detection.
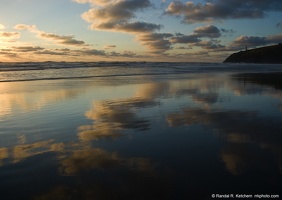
[{"xmin": 0, "ymin": 63, "xmax": 282, "ymax": 199}]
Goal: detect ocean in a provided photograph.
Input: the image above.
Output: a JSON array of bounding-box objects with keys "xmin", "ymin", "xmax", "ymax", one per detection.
[
  {"xmin": 0, "ymin": 62, "xmax": 282, "ymax": 199},
  {"xmin": 1, "ymin": 62, "xmax": 282, "ymax": 82}
]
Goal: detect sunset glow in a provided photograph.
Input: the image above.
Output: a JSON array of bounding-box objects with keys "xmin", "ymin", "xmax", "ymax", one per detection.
[{"xmin": 1, "ymin": 0, "xmax": 282, "ymax": 62}]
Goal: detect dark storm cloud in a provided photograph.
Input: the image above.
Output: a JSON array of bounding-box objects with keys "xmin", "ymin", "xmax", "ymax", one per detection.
[{"xmin": 166, "ymin": 0, "xmax": 282, "ymax": 23}]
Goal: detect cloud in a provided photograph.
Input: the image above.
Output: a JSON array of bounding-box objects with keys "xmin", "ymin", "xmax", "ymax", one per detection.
[
  {"xmin": 34, "ymin": 49, "xmax": 72, "ymax": 56},
  {"xmin": 80, "ymin": 0, "xmax": 162, "ymax": 33},
  {"xmin": 14, "ymin": 24, "xmax": 37, "ymax": 32},
  {"xmin": 176, "ymin": 51, "xmax": 209, "ymax": 58},
  {"xmin": 168, "ymin": 25, "xmax": 226, "ymax": 51},
  {"xmin": 136, "ymin": 33, "xmax": 173, "ymax": 53},
  {"xmin": 134, "ymin": 25, "xmax": 227, "ymax": 53},
  {"xmin": 1, "ymin": 45, "xmax": 111, "ymax": 59},
  {"xmin": 276, "ymin": 22, "xmax": 282, "ymax": 28},
  {"xmin": 104, "ymin": 44, "xmax": 116, "ymax": 49},
  {"xmin": 232, "ymin": 36, "xmax": 268, "ymax": 47},
  {"xmin": 170, "ymin": 25, "xmax": 223, "ymax": 44},
  {"xmin": 0, "ymin": 32, "xmax": 20, "ymax": 39},
  {"xmin": 196, "ymin": 40, "xmax": 225, "ymax": 50},
  {"xmin": 230, "ymin": 33, "xmax": 282, "ymax": 48},
  {"xmin": 166, "ymin": 0, "xmax": 282, "ymax": 23},
  {"xmin": 194, "ymin": 25, "xmax": 221, "ymax": 38},
  {"xmin": 75, "ymin": 0, "xmax": 168, "ymax": 54},
  {"xmin": 176, "ymin": 46, "xmax": 192, "ymax": 50},
  {"xmin": 0, "ymin": 46, "xmax": 44, "ymax": 58},
  {"xmin": 0, "ymin": 50, "xmax": 17, "ymax": 57},
  {"xmin": 2, "ymin": 45, "xmax": 147, "ymax": 60},
  {"xmin": 221, "ymin": 28, "xmax": 236, "ymax": 34},
  {"xmin": 170, "ymin": 33, "xmax": 200, "ymax": 44},
  {"xmin": 78, "ymin": 48, "xmax": 107, "ymax": 56},
  {"xmin": 267, "ymin": 33, "xmax": 282, "ymax": 43},
  {"xmin": 92, "ymin": 21, "xmax": 162, "ymax": 33},
  {"xmin": 109, "ymin": 50, "xmax": 138, "ymax": 57},
  {"xmin": 14, "ymin": 24, "xmax": 87, "ymax": 46},
  {"xmin": 0, "ymin": 24, "xmax": 5, "ymax": 30},
  {"xmin": 39, "ymin": 32, "xmax": 86, "ymax": 46},
  {"xmin": 13, "ymin": 46, "xmax": 44, "ymax": 52},
  {"xmin": 74, "ymin": 0, "xmax": 114, "ymax": 6}
]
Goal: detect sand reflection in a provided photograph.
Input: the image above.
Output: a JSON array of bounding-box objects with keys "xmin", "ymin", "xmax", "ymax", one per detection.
[
  {"xmin": 167, "ymin": 106, "xmax": 282, "ymax": 175},
  {"xmin": 77, "ymin": 82, "xmax": 171, "ymax": 141},
  {"xmin": 1, "ymin": 72, "xmax": 282, "ymax": 199},
  {"xmin": 78, "ymin": 99, "xmax": 152, "ymax": 141},
  {"xmin": 0, "ymin": 81, "xmax": 84, "ymax": 118},
  {"xmin": 166, "ymin": 72, "xmax": 282, "ymax": 176},
  {"xmin": 0, "ymin": 148, "xmax": 8, "ymax": 166},
  {"xmin": 60, "ymin": 148, "xmax": 121, "ymax": 175}
]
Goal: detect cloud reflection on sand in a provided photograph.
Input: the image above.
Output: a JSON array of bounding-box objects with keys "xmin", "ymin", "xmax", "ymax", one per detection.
[
  {"xmin": 60, "ymin": 148, "xmax": 121, "ymax": 175},
  {"xmin": 78, "ymin": 82, "xmax": 170, "ymax": 141},
  {"xmin": 0, "ymin": 148, "xmax": 8, "ymax": 166},
  {"xmin": 78, "ymin": 99, "xmax": 153, "ymax": 141},
  {"xmin": 0, "ymin": 81, "xmax": 85, "ymax": 118},
  {"xmin": 37, "ymin": 150, "xmax": 170, "ymax": 200},
  {"xmin": 166, "ymin": 73, "xmax": 282, "ymax": 175},
  {"xmin": 1, "ymin": 72, "xmax": 282, "ymax": 199}
]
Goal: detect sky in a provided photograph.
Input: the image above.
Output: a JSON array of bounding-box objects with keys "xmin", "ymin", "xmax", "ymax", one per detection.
[{"xmin": 0, "ymin": 0, "xmax": 282, "ymax": 62}]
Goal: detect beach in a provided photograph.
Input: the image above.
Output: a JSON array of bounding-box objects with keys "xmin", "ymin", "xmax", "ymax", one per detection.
[{"xmin": 0, "ymin": 62, "xmax": 282, "ymax": 199}]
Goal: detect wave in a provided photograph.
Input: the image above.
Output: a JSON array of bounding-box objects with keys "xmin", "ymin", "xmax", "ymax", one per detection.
[
  {"xmin": 0, "ymin": 62, "xmax": 281, "ymax": 82},
  {"xmin": 0, "ymin": 72, "xmax": 184, "ymax": 82}
]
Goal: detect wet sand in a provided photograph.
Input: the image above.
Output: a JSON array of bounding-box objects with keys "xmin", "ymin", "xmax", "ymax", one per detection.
[{"xmin": 0, "ymin": 72, "xmax": 282, "ymax": 199}]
